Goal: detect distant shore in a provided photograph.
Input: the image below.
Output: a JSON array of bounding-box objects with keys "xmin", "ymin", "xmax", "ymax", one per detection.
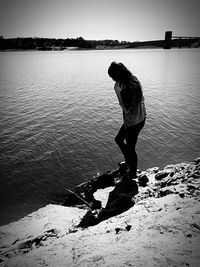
[{"xmin": 1, "ymin": 35, "xmax": 199, "ymax": 52}]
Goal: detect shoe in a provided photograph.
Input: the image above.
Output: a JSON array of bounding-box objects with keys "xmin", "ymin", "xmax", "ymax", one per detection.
[
  {"xmin": 118, "ymin": 161, "xmax": 129, "ymax": 174},
  {"xmin": 118, "ymin": 161, "xmax": 128, "ymax": 168}
]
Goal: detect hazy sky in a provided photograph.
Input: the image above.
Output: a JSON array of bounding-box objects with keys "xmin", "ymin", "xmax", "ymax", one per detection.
[{"xmin": 0, "ymin": 0, "xmax": 200, "ymax": 41}]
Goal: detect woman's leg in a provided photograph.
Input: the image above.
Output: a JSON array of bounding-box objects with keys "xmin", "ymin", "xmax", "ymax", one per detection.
[
  {"xmin": 126, "ymin": 120, "xmax": 145, "ymax": 177},
  {"xmin": 115, "ymin": 124, "xmax": 129, "ymax": 164}
]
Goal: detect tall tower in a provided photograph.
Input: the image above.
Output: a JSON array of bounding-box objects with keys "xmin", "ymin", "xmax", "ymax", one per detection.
[{"xmin": 164, "ymin": 31, "xmax": 172, "ymax": 49}]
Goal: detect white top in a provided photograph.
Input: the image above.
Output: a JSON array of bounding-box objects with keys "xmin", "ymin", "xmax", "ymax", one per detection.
[{"xmin": 114, "ymin": 82, "xmax": 146, "ymax": 128}]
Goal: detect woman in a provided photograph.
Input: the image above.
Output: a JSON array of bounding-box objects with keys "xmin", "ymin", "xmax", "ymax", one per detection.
[{"xmin": 108, "ymin": 62, "xmax": 146, "ymax": 179}]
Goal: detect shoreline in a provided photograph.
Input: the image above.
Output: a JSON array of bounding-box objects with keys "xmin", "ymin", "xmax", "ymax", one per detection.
[
  {"xmin": 1, "ymin": 46, "xmax": 200, "ymax": 52},
  {"xmin": 0, "ymin": 157, "xmax": 200, "ymax": 266}
]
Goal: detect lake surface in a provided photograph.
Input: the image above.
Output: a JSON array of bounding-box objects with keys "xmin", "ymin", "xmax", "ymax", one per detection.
[{"xmin": 0, "ymin": 48, "xmax": 200, "ymax": 225}]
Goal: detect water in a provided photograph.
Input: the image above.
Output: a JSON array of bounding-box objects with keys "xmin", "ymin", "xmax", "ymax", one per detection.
[{"xmin": 0, "ymin": 48, "xmax": 200, "ymax": 225}]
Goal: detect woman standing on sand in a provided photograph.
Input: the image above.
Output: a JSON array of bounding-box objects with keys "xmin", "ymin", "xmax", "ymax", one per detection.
[{"xmin": 108, "ymin": 62, "xmax": 146, "ymax": 179}]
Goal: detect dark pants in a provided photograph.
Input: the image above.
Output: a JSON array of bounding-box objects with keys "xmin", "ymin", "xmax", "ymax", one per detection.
[{"xmin": 115, "ymin": 119, "xmax": 145, "ymax": 177}]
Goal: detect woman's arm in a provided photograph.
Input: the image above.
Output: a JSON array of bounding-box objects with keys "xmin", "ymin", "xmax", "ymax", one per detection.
[{"xmin": 114, "ymin": 83, "xmax": 130, "ymax": 113}]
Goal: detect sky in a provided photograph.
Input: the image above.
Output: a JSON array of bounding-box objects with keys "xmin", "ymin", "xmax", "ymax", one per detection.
[{"xmin": 0, "ymin": 0, "xmax": 200, "ymax": 41}]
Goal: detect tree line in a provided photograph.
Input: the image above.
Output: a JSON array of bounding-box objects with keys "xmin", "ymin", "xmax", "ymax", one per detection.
[{"xmin": 0, "ymin": 36, "xmax": 133, "ymax": 50}]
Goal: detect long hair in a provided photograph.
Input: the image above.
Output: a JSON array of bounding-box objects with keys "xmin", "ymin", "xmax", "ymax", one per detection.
[{"xmin": 108, "ymin": 62, "xmax": 143, "ymax": 110}]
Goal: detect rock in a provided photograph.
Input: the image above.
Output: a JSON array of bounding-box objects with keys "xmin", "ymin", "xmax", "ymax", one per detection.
[
  {"xmin": 158, "ymin": 181, "xmax": 190, "ymax": 198},
  {"xmin": 160, "ymin": 177, "xmax": 171, "ymax": 187},
  {"xmin": 115, "ymin": 224, "xmax": 132, "ymax": 234},
  {"xmin": 187, "ymin": 183, "xmax": 199, "ymax": 191},
  {"xmin": 159, "ymin": 186, "xmax": 176, "ymax": 196},
  {"xmin": 174, "ymin": 183, "xmax": 189, "ymax": 195},
  {"xmin": 191, "ymin": 171, "xmax": 200, "ymax": 179},
  {"xmin": 155, "ymin": 170, "xmax": 170, "ymax": 180},
  {"xmin": 194, "ymin": 157, "xmax": 200, "ymax": 164},
  {"xmin": 194, "ymin": 190, "xmax": 200, "ymax": 197},
  {"xmin": 187, "ymin": 177, "xmax": 195, "ymax": 183},
  {"xmin": 138, "ymin": 174, "xmax": 149, "ymax": 187},
  {"xmin": 162, "ymin": 173, "xmax": 185, "ymax": 188},
  {"xmin": 171, "ymin": 172, "xmax": 185, "ymax": 182},
  {"xmin": 186, "ymin": 233, "xmax": 192, "ymax": 237},
  {"xmin": 164, "ymin": 164, "xmax": 175, "ymax": 170},
  {"xmin": 191, "ymin": 223, "xmax": 200, "ymax": 231},
  {"xmin": 147, "ymin": 167, "xmax": 159, "ymax": 173}
]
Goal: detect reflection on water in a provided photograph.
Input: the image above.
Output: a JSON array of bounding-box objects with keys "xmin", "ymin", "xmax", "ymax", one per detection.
[{"xmin": 0, "ymin": 48, "xmax": 200, "ymax": 225}]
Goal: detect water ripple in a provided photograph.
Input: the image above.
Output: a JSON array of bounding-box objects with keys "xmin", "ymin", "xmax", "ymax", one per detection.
[{"xmin": 0, "ymin": 49, "xmax": 200, "ymax": 225}]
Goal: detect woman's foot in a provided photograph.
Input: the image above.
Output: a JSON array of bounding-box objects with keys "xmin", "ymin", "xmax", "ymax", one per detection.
[{"xmin": 118, "ymin": 161, "xmax": 129, "ymax": 174}]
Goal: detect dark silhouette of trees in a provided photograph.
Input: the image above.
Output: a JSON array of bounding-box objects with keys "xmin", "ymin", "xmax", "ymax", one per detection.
[{"xmin": 0, "ymin": 36, "xmax": 131, "ymax": 50}]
